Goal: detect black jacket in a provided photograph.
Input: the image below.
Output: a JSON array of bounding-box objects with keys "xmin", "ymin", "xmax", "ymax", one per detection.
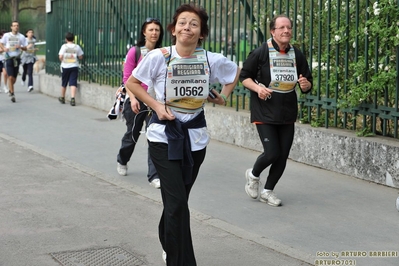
[{"xmin": 239, "ymin": 39, "xmax": 313, "ymax": 124}]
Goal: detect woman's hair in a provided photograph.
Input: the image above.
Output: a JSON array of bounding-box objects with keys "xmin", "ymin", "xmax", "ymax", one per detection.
[
  {"xmin": 269, "ymin": 14, "xmax": 293, "ymax": 30},
  {"xmin": 136, "ymin": 18, "xmax": 164, "ymax": 48},
  {"xmin": 25, "ymin": 29, "xmax": 34, "ymax": 37},
  {"xmin": 167, "ymin": 3, "xmax": 209, "ymax": 46}
]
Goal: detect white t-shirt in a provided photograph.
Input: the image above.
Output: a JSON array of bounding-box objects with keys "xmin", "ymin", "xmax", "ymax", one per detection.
[
  {"xmin": 0, "ymin": 37, "xmax": 4, "ymax": 61},
  {"xmin": 133, "ymin": 45, "xmax": 238, "ymax": 151},
  {"xmin": 58, "ymin": 43, "xmax": 84, "ymax": 68},
  {"xmin": 0, "ymin": 32, "xmax": 27, "ymax": 57},
  {"xmin": 21, "ymin": 37, "xmax": 37, "ymax": 64}
]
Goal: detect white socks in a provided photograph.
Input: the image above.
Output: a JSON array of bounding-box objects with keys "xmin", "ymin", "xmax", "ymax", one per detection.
[{"xmin": 249, "ymin": 170, "xmax": 259, "ymax": 180}]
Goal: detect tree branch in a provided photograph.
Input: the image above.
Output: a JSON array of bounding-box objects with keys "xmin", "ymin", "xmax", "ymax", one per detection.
[{"xmin": 19, "ymin": 5, "xmax": 45, "ymax": 12}]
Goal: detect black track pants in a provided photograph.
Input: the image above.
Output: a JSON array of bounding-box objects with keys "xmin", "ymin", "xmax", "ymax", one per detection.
[{"xmin": 252, "ymin": 123, "xmax": 294, "ymax": 190}]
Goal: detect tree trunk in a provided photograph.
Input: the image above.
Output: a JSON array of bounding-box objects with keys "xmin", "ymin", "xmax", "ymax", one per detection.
[{"xmin": 11, "ymin": 0, "xmax": 19, "ymax": 21}]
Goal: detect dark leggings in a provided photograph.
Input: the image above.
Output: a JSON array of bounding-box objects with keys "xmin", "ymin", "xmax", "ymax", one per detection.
[
  {"xmin": 22, "ymin": 62, "xmax": 34, "ymax": 87},
  {"xmin": 149, "ymin": 142, "xmax": 206, "ymax": 266},
  {"xmin": 117, "ymin": 97, "xmax": 158, "ymax": 181},
  {"xmin": 117, "ymin": 97, "xmax": 148, "ymax": 165},
  {"xmin": 252, "ymin": 123, "xmax": 294, "ymax": 190}
]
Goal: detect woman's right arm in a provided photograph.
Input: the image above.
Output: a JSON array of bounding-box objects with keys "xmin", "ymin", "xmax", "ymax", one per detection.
[
  {"xmin": 123, "ymin": 47, "xmax": 137, "ymax": 84},
  {"xmin": 125, "ymin": 75, "xmax": 175, "ymax": 121}
]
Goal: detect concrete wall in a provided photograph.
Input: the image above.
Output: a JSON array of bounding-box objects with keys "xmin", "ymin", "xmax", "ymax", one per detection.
[{"xmin": 40, "ymin": 74, "xmax": 399, "ymax": 189}]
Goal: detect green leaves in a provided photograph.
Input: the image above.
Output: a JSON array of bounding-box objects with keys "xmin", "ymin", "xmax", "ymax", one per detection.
[{"xmin": 325, "ymin": 0, "xmax": 398, "ymax": 110}]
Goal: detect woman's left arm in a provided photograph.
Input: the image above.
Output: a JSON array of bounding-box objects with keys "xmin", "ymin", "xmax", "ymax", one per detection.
[{"xmin": 208, "ymin": 67, "xmax": 241, "ymax": 105}]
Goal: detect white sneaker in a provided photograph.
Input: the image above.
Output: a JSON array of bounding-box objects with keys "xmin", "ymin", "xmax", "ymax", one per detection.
[
  {"xmin": 21, "ymin": 80, "xmax": 25, "ymax": 86},
  {"xmin": 116, "ymin": 163, "xmax": 127, "ymax": 176},
  {"xmin": 149, "ymin": 178, "xmax": 161, "ymax": 189},
  {"xmin": 3, "ymin": 86, "xmax": 8, "ymax": 93},
  {"xmin": 245, "ymin": 168, "xmax": 261, "ymax": 199},
  {"xmin": 162, "ymin": 250, "xmax": 166, "ymax": 264},
  {"xmin": 260, "ymin": 191, "xmax": 282, "ymax": 206},
  {"xmin": 28, "ymin": 86, "xmax": 33, "ymax": 92}
]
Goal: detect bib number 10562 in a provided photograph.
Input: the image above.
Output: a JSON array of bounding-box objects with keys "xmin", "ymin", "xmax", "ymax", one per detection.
[{"xmin": 173, "ymin": 86, "xmax": 204, "ymax": 97}]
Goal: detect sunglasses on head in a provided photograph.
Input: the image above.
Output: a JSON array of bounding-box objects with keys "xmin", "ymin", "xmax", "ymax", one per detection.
[{"xmin": 146, "ymin": 17, "xmax": 160, "ymax": 23}]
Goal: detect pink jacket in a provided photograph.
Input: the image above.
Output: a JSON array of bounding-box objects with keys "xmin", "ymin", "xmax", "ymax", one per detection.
[{"xmin": 123, "ymin": 46, "xmax": 148, "ymax": 90}]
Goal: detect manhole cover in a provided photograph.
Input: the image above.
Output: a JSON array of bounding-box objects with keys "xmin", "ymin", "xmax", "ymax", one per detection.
[{"xmin": 51, "ymin": 246, "xmax": 145, "ymax": 266}]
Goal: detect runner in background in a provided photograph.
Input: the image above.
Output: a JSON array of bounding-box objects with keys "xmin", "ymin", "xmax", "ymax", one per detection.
[
  {"xmin": 0, "ymin": 21, "xmax": 27, "ymax": 102},
  {"xmin": 58, "ymin": 32, "xmax": 84, "ymax": 106},
  {"xmin": 21, "ymin": 29, "xmax": 38, "ymax": 92},
  {"xmin": 0, "ymin": 29, "xmax": 8, "ymax": 93}
]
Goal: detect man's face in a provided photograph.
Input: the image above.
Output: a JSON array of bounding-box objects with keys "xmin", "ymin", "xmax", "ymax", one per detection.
[
  {"xmin": 11, "ymin": 23, "xmax": 19, "ymax": 33},
  {"xmin": 270, "ymin": 17, "xmax": 292, "ymax": 47}
]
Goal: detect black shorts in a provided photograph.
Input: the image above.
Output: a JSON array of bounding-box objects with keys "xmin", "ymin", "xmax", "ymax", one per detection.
[
  {"xmin": 5, "ymin": 58, "xmax": 21, "ymax": 78},
  {"xmin": 61, "ymin": 67, "xmax": 79, "ymax": 87}
]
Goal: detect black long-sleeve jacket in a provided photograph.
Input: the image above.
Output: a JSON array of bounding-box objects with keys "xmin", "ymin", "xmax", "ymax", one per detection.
[{"xmin": 239, "ymin": 39, "xmax": 313, "ymax": 124}]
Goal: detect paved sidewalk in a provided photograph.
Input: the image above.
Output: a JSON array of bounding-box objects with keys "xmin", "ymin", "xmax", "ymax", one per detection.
[
  {"xmin": 0, "ymin": 79, "xmax": 398, "ymax": 266},
  {"xmin": 0, "ymin": 134, "xmax": 310, "ymax": 266}
]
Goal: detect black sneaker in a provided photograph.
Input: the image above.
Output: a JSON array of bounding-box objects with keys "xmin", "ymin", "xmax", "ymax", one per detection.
[
  {"xmin": 70, "ymin": 98, "xmax": 75, "ymax": 106},
  {"xmin": 58, "ymin": 97, "xmax": 65, "ymax": 104},
  {"xmin": 10, "ymin": 93, "xmax": 15, "ymax": 103}
]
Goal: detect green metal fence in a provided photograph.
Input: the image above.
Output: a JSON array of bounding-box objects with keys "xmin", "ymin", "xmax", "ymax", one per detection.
[
  {"xmin": 0, "ymin": 14, "xmax": 12, "ymax": 34},
  {"xmin": 46, "ymin": 0, "xmax": 399, "ymax": 138}
]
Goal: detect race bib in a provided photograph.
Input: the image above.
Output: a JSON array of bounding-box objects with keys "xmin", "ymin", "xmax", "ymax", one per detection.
[
  {"xmin": 268, "ymin": 39, "xmax": 298, "ymax": 93},
  {"xmin": 63, "ymin": 45, "xmax": 78, "ymax": 63},
  {"xmin": 26, "ymin": 40, "xmax": 36, "ymax": 54},
  {"xmin": 8, "ymin": 36, "xmax": 19, "ymax": 52},
  {"xmin": 165, "ymin": 49, "xmax": 210, "ymax": 113}
]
